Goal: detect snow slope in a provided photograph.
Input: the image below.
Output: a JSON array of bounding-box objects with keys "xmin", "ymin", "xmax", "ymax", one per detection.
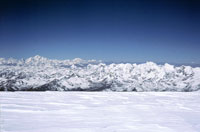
[
  {"xmin": 1, "ymin": 92, "xmax": 200, "ymax": 132},
  {"xmin": 0, "ymin": 55, "xmax": 200, "ymax": 91}
]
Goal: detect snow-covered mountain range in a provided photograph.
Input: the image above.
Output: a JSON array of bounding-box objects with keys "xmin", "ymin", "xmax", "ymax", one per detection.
[{"xmin": 0, "ymin": 55, "xmax": 200, "ymax": 91}]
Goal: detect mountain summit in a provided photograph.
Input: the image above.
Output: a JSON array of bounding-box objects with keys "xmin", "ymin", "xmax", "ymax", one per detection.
[{"xmin": 0, "ymin": 56, "xmax": 200, "ymax": 91}]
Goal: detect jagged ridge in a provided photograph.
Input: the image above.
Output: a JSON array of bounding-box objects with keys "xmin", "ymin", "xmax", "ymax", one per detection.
[{"xmin": 0, "ymin": 55, "xmax": 200, "ymax": 91}]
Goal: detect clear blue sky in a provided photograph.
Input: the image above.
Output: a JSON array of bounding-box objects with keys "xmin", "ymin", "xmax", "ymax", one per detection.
[{"xmin": 0, "ymin": 0, "xmax": 200, "ymax": 63}]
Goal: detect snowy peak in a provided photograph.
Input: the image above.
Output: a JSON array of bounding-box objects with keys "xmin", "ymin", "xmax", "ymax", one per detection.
[
  {"xmin": 23, "ymin": 56, "xmax": 100, "ymax": 66},
  {"xmin": 25, "ymin": 55, "xmax": 49, "ymax": 64},
  {"xmin": 0, "ymin": 56, "xmax": 200, "ymax": 91},
  {"xmin": 0, "ymin": 55, "xmax": 100, "ymax": 66},
  {"xmin": 27, "ymin": 55, "xmax": 48, "ymax": 61},
  {"xmin": 72, "ymin": 58, "xmax": 84, "ymax": 63}
]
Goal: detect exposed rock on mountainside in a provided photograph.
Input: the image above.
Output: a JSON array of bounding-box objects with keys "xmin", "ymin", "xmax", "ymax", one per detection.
[{"xmin": 0, "ymin": 55, "xmax": 200, "ymax": 91}]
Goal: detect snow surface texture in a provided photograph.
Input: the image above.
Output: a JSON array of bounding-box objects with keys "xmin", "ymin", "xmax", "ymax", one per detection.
[
  {"xmin": 0, "ymin": 55, "xmax": 200, "ymax": 91},
  {"xmin": 0, "ymin": 92, "xmax": 200, "ymax": 132}
]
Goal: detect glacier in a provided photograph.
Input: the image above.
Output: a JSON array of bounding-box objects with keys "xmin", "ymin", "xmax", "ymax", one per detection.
[
  {"xmin": 0, "ymin": 55, "xmax": 200, "ymax": 91},
  {"xmin": 1, "ymin": 92, "xmax": 200, "ymax": 132}
]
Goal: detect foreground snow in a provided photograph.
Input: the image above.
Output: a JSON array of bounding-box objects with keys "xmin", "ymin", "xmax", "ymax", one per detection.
[
  {"xmin": 1, "ymin": 92, "xmax": 200, "ymax": 132},
  {"xmin": 1, "ymin": 55, "xmax": 200, "ymax": 91}
]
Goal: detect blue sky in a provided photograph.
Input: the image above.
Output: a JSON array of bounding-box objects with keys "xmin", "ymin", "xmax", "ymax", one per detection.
[{"xmin": 0, "ymin": 0, "xmax": 200, "ymax": 63}]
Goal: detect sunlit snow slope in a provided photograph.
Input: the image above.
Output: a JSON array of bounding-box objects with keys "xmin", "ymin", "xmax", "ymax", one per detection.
[
  {"xmin": 0, "ymin": 55, "xmax": 200, "ymax": 91},
  {"xmin": 1, "ymin": 92, "xmax": 200, "ymax": 132}
]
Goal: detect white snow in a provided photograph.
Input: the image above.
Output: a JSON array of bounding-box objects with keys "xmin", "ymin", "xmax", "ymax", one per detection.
[
  {"xmin": 1, "ymin": 92, "xmax": 200, "ymax": 132},
  {"xmin": 0, "ymin": 55, "xmax": 200, "ymax": 91}
]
